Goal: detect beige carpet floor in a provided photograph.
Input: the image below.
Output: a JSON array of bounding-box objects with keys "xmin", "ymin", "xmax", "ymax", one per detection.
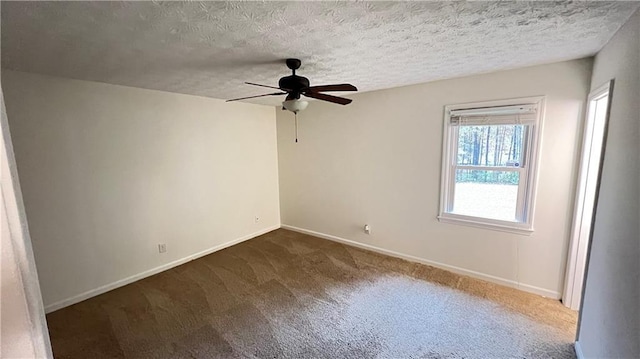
[{"xmin": 46, "ymin": 229, "xmax": 577, "ymax": 358}]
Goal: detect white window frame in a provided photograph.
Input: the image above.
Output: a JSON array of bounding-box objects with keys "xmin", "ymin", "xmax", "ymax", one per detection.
[{"xmin": 438, "ymin": 96, "xmax": 545, "ymax": 235}]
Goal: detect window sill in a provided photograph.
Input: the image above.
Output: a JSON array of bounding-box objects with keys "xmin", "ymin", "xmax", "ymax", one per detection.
[{"xmin": 437, "ymin": 215, "xmax": 534, "ymax": 235}]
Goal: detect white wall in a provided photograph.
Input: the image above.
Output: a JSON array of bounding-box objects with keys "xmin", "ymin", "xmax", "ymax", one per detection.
[
  {"xmin": 277, "ymin": 59, "xmax": 592, "ymax": 298},
  {"xmin": 1, "ymin": 71, "xmax": 280, "ymax": 311},
  {"xmin": 1, "ymin": 82, "xmax": 52, "ymax": 358},
  {"xmin": 577, "ymin": 10, "xmax": 639, "ymax": 358}
]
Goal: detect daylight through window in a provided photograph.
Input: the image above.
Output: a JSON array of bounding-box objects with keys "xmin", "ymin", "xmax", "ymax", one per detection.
[{"xmin": 439, "ymin": 98, "xmax": 544, "ymax": 233}]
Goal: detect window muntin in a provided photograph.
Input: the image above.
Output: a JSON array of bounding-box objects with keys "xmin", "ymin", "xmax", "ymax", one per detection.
[{"xmin": 439, "ymin": 98, "xmax": 543, "ymax": 233}]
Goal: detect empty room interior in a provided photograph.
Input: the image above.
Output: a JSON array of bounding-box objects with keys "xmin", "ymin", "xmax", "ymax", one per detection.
[{"xmin": 1, "ymin": 2, "xmax": 639, "ymax": 359}]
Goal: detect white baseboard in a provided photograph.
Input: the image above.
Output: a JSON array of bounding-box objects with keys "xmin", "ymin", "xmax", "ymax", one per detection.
[
  {"xmin": 574, "ymin": 341, "xmax": 584, "ymax": 359},
  {"xmin": 518, "ymin": 282, "xmax": 561, "ymax": 299},
  {"xmin": 281, "ymin": 224, "xmax": 561, "ymax": 299},
  {"xmin": 44, "ymin": 225, "xmax": 280, "ymax": 313}
]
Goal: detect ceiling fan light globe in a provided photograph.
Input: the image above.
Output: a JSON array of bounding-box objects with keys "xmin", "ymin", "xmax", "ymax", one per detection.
[{"xmin": 282, "ymin": 99, "xmax": 308, "ymax": 113}]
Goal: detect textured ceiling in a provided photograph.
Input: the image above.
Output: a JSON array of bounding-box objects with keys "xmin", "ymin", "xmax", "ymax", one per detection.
[{"xmin": 2, "ymin": 1, "xmax": 638, "ymax": 105}]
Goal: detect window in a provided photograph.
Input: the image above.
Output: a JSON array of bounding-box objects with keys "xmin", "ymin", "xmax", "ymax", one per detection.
[{"xmin": 438, "ymin": 97, "xmax": 544, "ymax": 234}]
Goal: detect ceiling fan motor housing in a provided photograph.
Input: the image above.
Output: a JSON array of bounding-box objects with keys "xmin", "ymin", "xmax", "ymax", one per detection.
[{"xmin": 278, "ymin": 75, "xmax": 310, "ymax": 98}]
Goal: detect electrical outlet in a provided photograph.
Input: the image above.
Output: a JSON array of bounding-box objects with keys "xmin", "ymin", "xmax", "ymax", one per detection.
[
  {"xmin": 255, "ymin": 216, "xmax": 260, "ymax": 223},
  {"xmin": 158, "ymin": 244, "xmax": 167, "ymax": 253}
]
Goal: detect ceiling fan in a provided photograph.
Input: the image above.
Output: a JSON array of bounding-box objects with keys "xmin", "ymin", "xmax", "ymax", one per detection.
[{"xmin": 226, "ymin": 58, "xmax": 357, "ymax": 113}]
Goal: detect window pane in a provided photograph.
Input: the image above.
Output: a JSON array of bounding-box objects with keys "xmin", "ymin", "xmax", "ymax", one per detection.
[
  {"xmin": 452, "ymin": 169, "xmax": 520, "ymax": 221},
  {"xmin": 457, "ymin": 125, "xmax": 526, "ymax": 167}
]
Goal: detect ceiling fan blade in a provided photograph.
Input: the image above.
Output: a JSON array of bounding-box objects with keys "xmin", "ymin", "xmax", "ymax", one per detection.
[
  {"xmin": 245, "ymin": 82, "xmax": 282, "ymax": 90},
  {"xmin": 306, "ymin": 84, "xmax": 358, "ymax": 92},
  {"xmin": 303, "ymin": 92, "xmax": 352, "ymax": 105},
  {"xmin": 226, "ymin": 92, "xmax": 285, "ymax": 102}
]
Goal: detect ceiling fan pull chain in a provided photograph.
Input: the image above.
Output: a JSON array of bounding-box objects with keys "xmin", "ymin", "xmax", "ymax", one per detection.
[{"xmin": 294, "ymin": 112, "xmax": 298, "ymax": 143}]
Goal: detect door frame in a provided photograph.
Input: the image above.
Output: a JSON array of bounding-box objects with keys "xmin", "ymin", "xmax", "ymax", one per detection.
[
  {"xmin": 563, "ymin": 80, "xmax": 614, "ymax": 310},
  {"xmin": 1, "ymin": 81, "xmax": 53, "ymax": 357}
]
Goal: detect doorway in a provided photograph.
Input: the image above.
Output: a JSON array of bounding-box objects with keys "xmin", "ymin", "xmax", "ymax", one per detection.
[{"xmin": 563, "ymin": 80, "xmax": 614, "ymax": 310}]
